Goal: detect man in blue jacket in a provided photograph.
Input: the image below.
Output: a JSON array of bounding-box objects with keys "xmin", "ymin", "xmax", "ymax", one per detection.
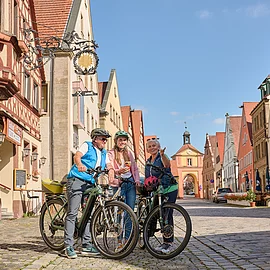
[{"xmin": 64, "ymin": 128, "xmax": 114, "ymax": 259}]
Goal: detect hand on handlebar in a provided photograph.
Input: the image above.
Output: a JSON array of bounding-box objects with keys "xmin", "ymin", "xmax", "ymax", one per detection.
[{"xmin": 77, "ymin": 164, "xmax": 87, "ymax": 172}]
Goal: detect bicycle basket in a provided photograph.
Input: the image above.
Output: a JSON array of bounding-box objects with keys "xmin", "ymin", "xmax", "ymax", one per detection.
[
  {"xmin": 42, "ymin": 179, "xmax": 64, "ymax": 194},
  {"xmin": 144, "ymin": 176, "xmax": 159, "ymax": 192}
]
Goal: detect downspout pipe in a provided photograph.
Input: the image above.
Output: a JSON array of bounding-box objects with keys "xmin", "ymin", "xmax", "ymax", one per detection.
[{"xmin": 49, "ymin": 57, "xmax": 54, "ymax": 180}]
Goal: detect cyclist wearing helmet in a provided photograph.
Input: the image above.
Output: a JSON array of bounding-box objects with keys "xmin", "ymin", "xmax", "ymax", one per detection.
[
  {"xmin": 108, "ymin": 130, "xmax": 140, "ymax": 250},
  {"xmin": 145, "ymin": 138, "xmax": 178, "ymax": 254},
  {"xmin": 64, "ymin": 128, "xmax": 114, "ymax": 259}
]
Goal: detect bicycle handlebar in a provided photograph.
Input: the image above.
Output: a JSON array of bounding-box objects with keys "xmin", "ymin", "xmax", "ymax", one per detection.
[
  {"xmin": 146, "ymin": 162, "xmax": 177, "ymax": 184},
  {"xmin": 86, "ymin": 166, "xmax": 108, "ymax": 179},
  {"xmin": 115, "ymin": 176, "xmax": 136, "ymax": 186}
]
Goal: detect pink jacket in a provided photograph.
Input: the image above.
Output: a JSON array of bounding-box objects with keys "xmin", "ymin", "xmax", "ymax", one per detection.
[{"xmin": 107, "ymin": 149, "xmax": 140, "ymax": 187}]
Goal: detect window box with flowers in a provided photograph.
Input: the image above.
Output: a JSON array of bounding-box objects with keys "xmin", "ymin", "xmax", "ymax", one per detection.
[{"xmin": 225, "ymin": 193, "xmax": 250, "ymax": 206}]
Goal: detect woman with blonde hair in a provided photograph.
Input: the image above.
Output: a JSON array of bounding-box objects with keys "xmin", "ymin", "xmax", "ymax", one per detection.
[
  {"xmin": 108, "ymin": 130, "xmax": 140, "ymax": 209},
  {"xmin": 108, "ymin": 130, "xmax": 140, "ymax": 250}
]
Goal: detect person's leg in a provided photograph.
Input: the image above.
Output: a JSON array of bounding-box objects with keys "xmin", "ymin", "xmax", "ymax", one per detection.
[
  {"xmin": 123, "ymin": 181, "xmax": 136, "ymax": 240},
  {"xmin": 81, "ymin": 183, "xmax": 99, "ymax": 255},
  {"xmin": 163, "ymin": 189, "xmax": 178, "ymax": 243},
  {"xmin": 124, "ymin": 181, "xmax": 136, "ymax": 210},
  {"xmin": 81, "ymin": 183, "xmax": 93, "ymax": 247},
  {"xmin": 64, "ymin": 178, "xmax": 83, "ymax": 258}
]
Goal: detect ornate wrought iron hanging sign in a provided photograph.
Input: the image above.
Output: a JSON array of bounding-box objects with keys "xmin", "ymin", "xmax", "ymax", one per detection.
[{"xmin": 23, "ymin": 28, "xmax": 99, "ymax": 75}]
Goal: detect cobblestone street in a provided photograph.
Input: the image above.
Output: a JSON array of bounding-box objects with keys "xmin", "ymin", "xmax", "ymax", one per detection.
[{"xmin": 1, "ymin": 197, "xmax": 270, "ymax": 270}]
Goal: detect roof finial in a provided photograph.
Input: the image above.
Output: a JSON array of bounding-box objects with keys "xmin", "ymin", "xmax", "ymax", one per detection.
[{"xmin": 184, "ymin": 121, "xmax": 187, "ymax": 130}]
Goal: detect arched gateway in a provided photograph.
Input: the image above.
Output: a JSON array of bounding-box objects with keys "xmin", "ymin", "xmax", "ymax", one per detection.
[{"xmin": 170, "ymin": 129, "xmax": 204, "ymax": 199}]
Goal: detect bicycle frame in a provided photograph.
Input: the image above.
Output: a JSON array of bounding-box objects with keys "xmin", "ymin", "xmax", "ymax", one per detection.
[{"xmin": 76, "ymin": 184, "xmax": 102, "ymax": 237}]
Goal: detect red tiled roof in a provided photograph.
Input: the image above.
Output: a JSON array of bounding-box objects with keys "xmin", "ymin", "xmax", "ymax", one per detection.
[
  {"xmin": 243, "ymin": 102, "xmax": 258, "ymax": 144},
  {"xmin": 98, "ymin": 82, "xmax": 107, "ymax": 106},
  {"xmin": 131, "ymin": 110, "xmax": 143, "ymax": 160},
  {"xmin": 229, "ymin": 116, "xmax": 242, "ymax": 155},
  {"xmin": 172, "ymin": 143, "xmax": 203, "ymax": 157},
  {"xmin": 216, "ymin": 132, "xmax": 225, "ymax": 164},
  {"xmin": 121, "ymin": 106, "xmax": 131, "ymax": 132},
  {"xmin": 209, "ymin": 135, "xmax": 216, "ymax": 157},
  {"xmin": 33, "ymin": 0, "xmax": 73, "ymax": 40},
  {"xmin": 243, "ymin": 102, "xmax": 258, "ymax": 123}
]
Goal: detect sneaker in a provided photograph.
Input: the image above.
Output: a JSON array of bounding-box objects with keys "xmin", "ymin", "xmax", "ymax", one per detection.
[
  {"xmin": 115, "ymin": 239, "xmax": 127, "ymax": 252},
  {"xmin": 155, "ymin": 243, "xmax": 169, "ymax": 252},
  {"xmin": 81, "ymin": 244, "xmax": 100, "ymax": 256},
  {"xmin": 161, "ymin": 243, "xmax": 174, "ymax": 254},
  {"xmin": 64, "ymin": 246, "xmax": 77, "ymax": 259}
]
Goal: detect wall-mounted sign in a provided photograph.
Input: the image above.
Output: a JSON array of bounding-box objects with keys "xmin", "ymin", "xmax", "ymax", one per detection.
[
  {"xmin": 6, "ymin": 118, "xmax": 22, "ymax": 145},
  {"xmin": 14, "ymin": 169, "xmax": 27, "ymax": 190}
]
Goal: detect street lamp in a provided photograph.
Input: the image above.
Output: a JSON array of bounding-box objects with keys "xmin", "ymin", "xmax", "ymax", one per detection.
[
  {"xmin": 31, "ymin": 152, "xmax": 39, "ymax": 164},
  {"xmin": 39, "ymin": 156, "xmax": 47, "ymax": 168},
  {"xmin": 22, "ymin": 148, "xmax": 31, "ymax": 159}
]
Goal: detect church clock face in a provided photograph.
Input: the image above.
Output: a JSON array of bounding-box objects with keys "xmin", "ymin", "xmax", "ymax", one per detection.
[{"xmin": 187, "ymin": 149, "xmax": 192, "ymax": 155}]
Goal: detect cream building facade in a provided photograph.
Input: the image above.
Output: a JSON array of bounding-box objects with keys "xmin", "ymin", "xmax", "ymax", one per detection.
[
  {"xmin": 98, "ymin": 69, "xmax": 123, "ymax": 149},
  {"xmin": 35, "ymin": 0, "xmax": 100, "ymax": 182}
]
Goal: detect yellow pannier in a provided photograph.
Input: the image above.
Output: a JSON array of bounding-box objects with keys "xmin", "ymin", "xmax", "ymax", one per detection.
[{"xmin": 42, "ymin": 179, "xmax": 64, "ymax": 194}]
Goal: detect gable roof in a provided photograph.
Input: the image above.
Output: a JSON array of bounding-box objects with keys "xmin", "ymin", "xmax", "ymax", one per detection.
[
  {"xmin": 209, "ymin": 135, "xmax": 216, "ymax": 156},
  {"xmin": 121, "ymin": 106, "xmax": 131, "ymax": 133},
  {"xmin": 131, "ymin": 110, "xmax": 144, "ymax": 159},
  {"xmin": 243, "ymin": 102, "xmax": 258, "ymax": 144},
  {"xmin": 172, "ymin": 143, "xmax": 203, "ymax": 157},
  {"xmin": 33, "ymin": 0, "xmax": 75, "ymax": 40},
  {"xmin": 98, "ymin": 82, "xmax": 108, "ymax": 106},
  {"xmin": 229, "ymin": 116, "xmax": 242, "ymax": 155},
  {"xmin": 216, "ymin": 132, "xmax": 225, "ymax": 164},
  {"xmin": 99, "ymin": 69, "xmax": 118, "ymax": 111}
]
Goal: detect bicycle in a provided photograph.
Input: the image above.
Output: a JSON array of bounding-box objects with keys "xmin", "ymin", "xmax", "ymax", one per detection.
[
  {"xmin": 138, "ymin": 163, "xmax": 192, "ymax": 260},
  {"xmin": 39, "ymin": 167, "xmax": 139, "ymax": 260},
  {"xmin": 134, "ymin": 183, "xmax": 152, "ymax": 249}
]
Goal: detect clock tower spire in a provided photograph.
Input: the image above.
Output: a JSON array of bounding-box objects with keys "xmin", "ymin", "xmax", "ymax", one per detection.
[{"xmin": 183, "ymin": 122, "xmax": 190, "ymax": 145}]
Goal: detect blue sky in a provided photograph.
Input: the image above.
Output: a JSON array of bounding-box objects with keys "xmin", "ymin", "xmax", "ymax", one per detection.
[{"xmin": 91, "ymin": 0, "xmax": 270, "ymax": 157}]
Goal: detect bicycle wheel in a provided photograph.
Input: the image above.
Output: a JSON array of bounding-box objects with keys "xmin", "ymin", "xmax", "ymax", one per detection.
[
  {"xmin": 137, "ymin": 198, "xmax": 149, "ymax": 249},
  {"xmin": 39, "ymin": 198, "xmax": 67, "ymax": 251},
  {"xmin": 143, "ymin": 202, "xmax": 192, "ymax": 260},
  {"xmin": 91, "ymin": 200, "xmax": 139, "ymax": 259}
]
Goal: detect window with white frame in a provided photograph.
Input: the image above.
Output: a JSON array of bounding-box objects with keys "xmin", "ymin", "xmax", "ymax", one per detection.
[{"xmin": 187, "ymin": 158, "xmax": 192, "ymax": 166}]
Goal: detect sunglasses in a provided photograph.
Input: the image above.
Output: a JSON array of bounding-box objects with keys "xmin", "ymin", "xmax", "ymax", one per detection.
[
  {"xmin": 146, "ymin": 137, "xmax": 159, "ymax": 141},
  {"xmin": 98, "ymin": 137, "xmax": 108, "ymax": 142}
]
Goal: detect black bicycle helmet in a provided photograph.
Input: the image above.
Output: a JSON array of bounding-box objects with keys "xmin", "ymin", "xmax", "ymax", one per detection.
[
  {"xmin": 90, "ymin": 128, "xmax": 111, "ymax": 139},
  {"xmin": 114, "ymin": 130, "xmax": 129, "ymax": 140}
]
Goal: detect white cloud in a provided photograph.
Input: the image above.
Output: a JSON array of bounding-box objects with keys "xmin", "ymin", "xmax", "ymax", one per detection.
[
  {"xmin": 170, "ymin": 111, "xmax": 180, "ymax": 116},
  {"xmin": 213, "ymin": 118, "xmax": 225, "ymax": 125},
  {"xmin": 197, "ymin": 10, "xmax": 212, "ymax": 19},
  {"xmin": 186, "ymin": 113, "xmax": 211, "ymax": 120},
  {"xmin": 245, "ymin": 4, "xmax": 270, "ymax": 18}
]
